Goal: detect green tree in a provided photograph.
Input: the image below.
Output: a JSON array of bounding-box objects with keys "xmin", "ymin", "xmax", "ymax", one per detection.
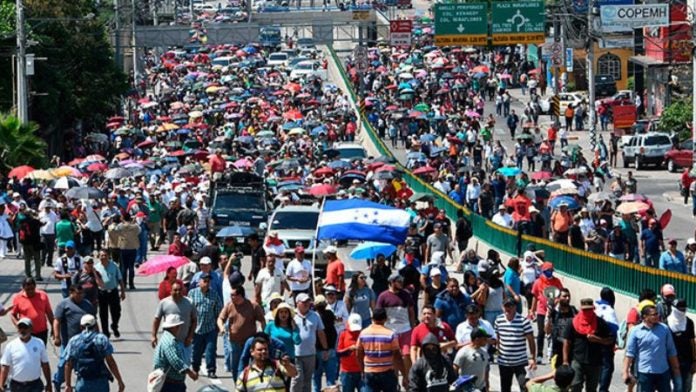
[
  {"xmin": 0, "ymin": 0, "xmax": 128, "ymax": 157},
  {"xmin": 0, "ymin": 113, "xmax": 47, "ymax": 172},
  {"xmin": 659, "ymin": 99, "xmax": 692, "ymax": 140}
]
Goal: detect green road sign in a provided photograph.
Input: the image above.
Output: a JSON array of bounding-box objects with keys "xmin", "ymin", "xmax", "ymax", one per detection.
[
  {"xmin": 491, "ymin": 1, "xmax": 546, "ymax": 45},
  {"xmin": 434, "ymin": 3, "xmax": 488, "ymax": 46}
]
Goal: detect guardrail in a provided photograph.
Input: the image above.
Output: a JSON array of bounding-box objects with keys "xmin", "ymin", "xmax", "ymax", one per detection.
[{"xmin": 327, "ymin": 45, "xmax": 696, "ymax": 309}]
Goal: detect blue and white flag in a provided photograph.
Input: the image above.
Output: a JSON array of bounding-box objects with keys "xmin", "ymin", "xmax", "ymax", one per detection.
[{"xmin": 317, "ymin": 199, "xmax": 411, "ymax": 245}]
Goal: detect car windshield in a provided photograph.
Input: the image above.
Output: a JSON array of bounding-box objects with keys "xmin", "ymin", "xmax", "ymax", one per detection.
[
  {"xmin": 645, "ymin": 136, "xmax": 671, "ymax": 146},
  {"xmin": 269, "ymin": 54, "xmax": 286, "ymax": 60},
  {"xmin": 214, "ymin": 192, "xmax": 265, "ymax": 212},
  {"xmin": 296, "ymin": 63, "xmax": 313, "ymax": 70},
  {"xmin": 272, "ymin": 211, "xmax": 319, "ymax": 230},
  {"xmin": 338, "ymin": 148, "xmax": 366, "ymax": 159},
  {"xmin": 212, "ymin": 58, "xmax": 231, "ymax": 67}
]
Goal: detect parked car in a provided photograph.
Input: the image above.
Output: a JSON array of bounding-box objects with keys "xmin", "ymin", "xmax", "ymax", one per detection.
[
  {"xmin": 595, "ymin": 90, "xmax": 633, "ymax": 109},
  {"xmin": 267, "ymin": 52, "xmax": 289, "ymax": 67},
  {"xmin": 539, "ymin": 91, "xmax": 587, "ymax": 114},
  {"xmin": 622, "ymin": 132, "xmax": 673, "ymax": 169},
  {"xmin": 595, "ymin": 74, "xmax": 617, "ymax": 97},
  {"xmin": 664, "ymin": 139, "xmax": 693, "ymax": 172}
]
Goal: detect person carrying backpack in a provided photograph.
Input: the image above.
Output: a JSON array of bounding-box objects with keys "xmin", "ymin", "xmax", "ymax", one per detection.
[{"xmin": 64, "ymin": 314, "xmax": 125, "ymax": 392}]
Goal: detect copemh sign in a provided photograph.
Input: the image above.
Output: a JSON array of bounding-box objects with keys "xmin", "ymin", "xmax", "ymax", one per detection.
[
  {"xmin": 491, "ymin": 1, "xmax": 545, "ymax": 45},
  {"xmin": 433, "ymin": 3, "xmax": 488, "ymax": 46},
  {"xmin": 600, "ymin": 4, "xmax": 669, "ymax": 33}
]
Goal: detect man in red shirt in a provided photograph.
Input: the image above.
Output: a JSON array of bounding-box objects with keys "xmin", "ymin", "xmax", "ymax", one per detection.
[
  {"xmin": 168, "ymin": 233, "xmax": 188, "ymax": 256},
  {"xmin": 547, "ymin": 125, "xmax": 558, "ymax": 154},
  {"xmin": 209, "ymin": 149, "xmax": 226, "ymax": 179},
  {"xmin": 336, "ymin": 313, "xmax": 363, "ymax": 391},
  {"xmin": 11, "ymin": 277, "xmax": 54, "ymax": 344},
  {"xmin": 410, "ymin": 305, "xmax": 457, "ymax": 363},
  {"xmin": 323, "ymin": 246, "xmax": 345, "ymax": 299}
]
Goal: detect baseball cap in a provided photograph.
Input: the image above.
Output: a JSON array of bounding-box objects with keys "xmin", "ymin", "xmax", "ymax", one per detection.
[
  {"xmin": 347, "ymin": 314, "xmax": 363, "ymax": 332},
  {"xmin": 662, "ymin": 284, "xmax": 676, "ymax": 297},
  {"xmin": 314, "ymin": 295, "xmax": 327, "ymax": 305},
  {"xmin": 503, "ymin": 298, "xmax": 517, "ymax": 307},
  {"xmin": 17, "ymin": 317, "xmax": 32, "ymax": 328},
  {"xmin": 668, "ymin": 238, "xmax": 677, "ymax": 245},
  {"xmin": 80, "ymin": 314, "xmax": 97, "ymax": 327},
  {"xmin": 688, "ymin": 238, "xmax": 696, "ymax": 245},
  {"xmin": 323, "ymin": 245, "xmax": 338, "ymax": 254},
  {"xmin": 65, "ymin": 240, "xmax": 76, "ymax": 249},
  {"xmin": 323, "ymin": 285, "xmax": 338, "ymax": 293},
  {"xmin": 199, "ymin": 272, "xmax": 211, "ymax": 280},
  {"xmin": 541, "ymin": 261, "xmax": 554, "ymax": 271},
  {"xmin": 296, "ymin": 293, "xmax": 312, "ymax": 303},
  {"xmin": 295, "ymin": 245, "xmax": 305, "ymax": 253},
  {"xmin": 470, "ymin": 328, "xmax": 491, "ymax": 340},
  {"xmin": 580, "ymin": 298, "xmax": 595, "ymax": 310},
  {"xmin": 199, "ymin": 257, "xmax": 212, "ymax": 265}
]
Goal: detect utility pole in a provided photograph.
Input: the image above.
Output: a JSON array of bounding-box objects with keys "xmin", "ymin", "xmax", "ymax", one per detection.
[
  {"xmin": 16, "ymin": 0, "xmax": 28, "ymax": 123},
  {"xmin": 114, "ymin": 0, "xmax": 121, "ymax": 69},
  {"xmin": 132, "ymin": 0, "xmax": 138, "ymax": 79},
  {"xmin": 587, "ymin": 1, "xmax": 597, "ymax": 151}
]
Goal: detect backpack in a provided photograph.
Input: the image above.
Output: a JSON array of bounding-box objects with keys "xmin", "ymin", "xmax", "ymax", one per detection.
[
  {"xmin": 241, "ymin": 360, "xmax": 284, "ymax": 392},
  {"xmin": 617, "ymin": 309, "xmax": 641, "ymax": 349},
  {"xmin": 75, "ymin": 334, "xmax": 110, "ymax": 380}
]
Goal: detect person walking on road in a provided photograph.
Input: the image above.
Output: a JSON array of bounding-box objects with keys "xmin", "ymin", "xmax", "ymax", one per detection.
[
  {"xmin": 408, "ymin": 333, "xmax": 457, "ymax": 392},
  {"xmin": 357, "ymin": 307, "xmax": 407, "ymax": 392},
  {"xmin": 217, "ymin": 285, "xmax": 265, "ymax": 381},
  {"xmin": 236, "ymin": 336, "xmax": 297, "ymax": 392},
  {"xmin": 562, "ymin": 298, "xmax": 614, "ymax": 392},
  {"xmin": 93, "ymin": 250, "xmax": 125, "ymax": 339},
  {"xmin": 11, "ymin": 277, "xmax": 54, "ymax": 345},
  {"xmin": 291, "ymin": 293, "xmax": 329, "ymax": 392},
  {"xmin": 64, "ymin": 314, "xmax": 125, "ymax": 392},
  {"xmin": 189, "ymin": 273, "xmax": 223, "ymax": 379},
  {"xmin": 623, "ymin": 304, "xmax": 682, "ymax": 392},
  {"xmin": 376, "ymin": 272, "xmax": 416, "ymax": 380},
  {"xmin": 52, "ymin": 241, "xmax": 82, "ymax": 298},
  {"xmin": 495, "ymin": 298, "xmax": 537, "ymax": 392},
  {"xmin": 153, "ymin": 314, "xmax": 199, "ymax": 392},
  {"xmin": 111, "ymin": 213, "xmax": 140, "ymax": 290},
  {"xmin": 0, "ymin": 318, "xmax": 52, "ymax": 392},
  {"xmin": 152, "ymin": 282, "xmax": 197, "ymax": 369},
  {"xmin": 18, "ymin": 209, "xmax": 43, "ymax": 280},
  {"xmin": 666, "ymin": 298, "xmax": 695, "ymax": 392}
]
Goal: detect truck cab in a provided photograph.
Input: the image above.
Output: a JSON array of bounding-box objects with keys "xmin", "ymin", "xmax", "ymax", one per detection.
[{"xmin": 209, "ymin": 172, "xmax": 270, "ymax": 234}]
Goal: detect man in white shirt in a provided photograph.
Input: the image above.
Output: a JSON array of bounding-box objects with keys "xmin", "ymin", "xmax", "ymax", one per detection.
[
  {"xmin": 455, "ymin": 304, "xmax": 496, "ymax": 348},
  {"xmin": 0, "ymin": 318, "xmax": 52, "ymax": 392},
  {"xmin": 39, "ymin": 204, "xmax": 58, "ymax": 267},
  {"xmin": 285, "ymin": 245, "xmax": 312, "ymax": 300},
  {"xmin": 491, "ymin": 205, "xmax": 513, "ymax": 228},
  {"xmin": 254, "ymin": 254, "xmax": 287, "ymax": 310}
]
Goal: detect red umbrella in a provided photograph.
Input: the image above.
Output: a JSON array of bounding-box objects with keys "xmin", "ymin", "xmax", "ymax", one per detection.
[
  {"xmin": 659, "ymin": 209, "xmax": 672, "ymax": 230},
  {"xmin": 86, "ymin": 162, "xmax": 108, "ymax": 172},
  {"xmin": 106, "ymin": 122, "xmax": 121, "ymax": 129},
  {"xmin": 137, "ymin": 139, "xmax": 156, "ymax": 149},
  {"xmin": 531, "ymin": 171, "xmax": 552, "ymax": 181},
  {"xmin": 472, "ymin": 65, "xmax": 490, "ymax": 73},
  {"xmin": 283, "ymin": 110, "xmax": 303, "ymax": 120},
  {"xmin": 84, "ymin": 154, "xmax": 105, "ymax": 162},
  {"xmin": 8, "ymin": 165, "xmax": 35, "ymax": 179},
  {"xmin": 308, "ymin": 184, "xmax": 337, "ymax": 197},
  {"xmin": 137, "ymin": 255, "xmax": 190, "ymax": 276},
  {"xmin": 108, "ymin": 116, "xmax": 125, "ymax": 123},
  {"xmin": 313, "ymin": 167, "xmax": 334, "ymax": 177},
  {"xmin": 385, "ymin": 105, "xmax": 399, "ymax": 111},
  {"xmin": 283, "ymin": 82, "xmax": 302, "ymax": 93},
  {"xmin": 169, "ymin": 150, "xmax": 187, "ymax": 157},
  {"xmin": 191, "ymin": 150, "xmax": 210, "ymax": 161},
  {"xmin": 366, "ymin": 161, "xmax": 385, "ymax": 171},
  {"xmin": 413, "ymin": 166, "xmax": 437, "ymax": 175},
  {"xmin": 375, "ymin": 164, "xmax": 397, "ymax": 172}
]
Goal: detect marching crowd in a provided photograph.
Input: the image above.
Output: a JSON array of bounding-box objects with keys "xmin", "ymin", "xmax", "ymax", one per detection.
[{"xmin": 0, "ymin": 32, "xmax": 693, "ymax": 392}]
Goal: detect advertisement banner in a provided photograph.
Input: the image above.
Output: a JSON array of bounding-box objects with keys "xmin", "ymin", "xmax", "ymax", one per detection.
[
  {"xmin": 600, "ymin": 4, "xmax": 669, "ymax": 32},
  {"xmin": 612, "ymin": 105, "xmax": 637, "ymax": 129}
]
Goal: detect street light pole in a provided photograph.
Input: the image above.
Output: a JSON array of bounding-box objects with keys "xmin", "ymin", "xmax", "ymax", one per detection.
[
  {"xmin": 16, "ymin": 0, "xmax": 28, "ymax": 123},
  {"xmin": 587, "ymin": 1, "xmax": 597, "ymax": 152}
]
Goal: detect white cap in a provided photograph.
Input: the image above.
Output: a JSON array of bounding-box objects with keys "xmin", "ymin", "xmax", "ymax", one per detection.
[
  {"xmin": 688, "ymin": 238, "xmax": 696, "ymax": 245},
  {"xmin": 199, "ymin": 257, "xmax": 212, "ymax": 265},
  {"xmin": 430, "ymin": 251, "xmax": 445, "ymax": 265},
  {"xmin": 80, "ymin": 314, "xmax": 96, "ymax": 327},
  {"xmin": 323, "ymin": 245, "xmax": 338, "ymax": 254},
  {"xmin": 347, "ymin": 314, "xmax": 363, "ymax": 332},
  {"xmin": 161, "ymin": 314, "xmax": 185, "ymax": 329},
  {"xmin": 429, "ymin": 268, "xmax": 442, "ymax": 277},
  {"xmin": 296, "ymin": 293, "xmax": 312, "ymax": 303}
]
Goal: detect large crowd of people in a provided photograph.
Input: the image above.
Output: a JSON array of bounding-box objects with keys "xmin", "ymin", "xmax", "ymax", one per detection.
[{"xmin": 0, "ymin": 24, "xmax": 693, "ymax": 392}]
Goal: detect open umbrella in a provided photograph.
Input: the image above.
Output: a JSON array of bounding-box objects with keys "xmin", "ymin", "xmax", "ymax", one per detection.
[
  {"xmin": 412, "ymin": 166, "xmax": 437, "ymax": 175},
  {"xmin": 308, "ymin": 184, "xmax": 337, "ymax": 197},
  {"xmin": 549, "ymin": 195, "xmax": 580, "ymax": 209},
  {"xmin": 50, "ymin": 177, "xmax": 80, "ymax": 190},
  {"xmin": 8, "ymin": 165, "xmax": 35, "ymax": 179},
  {"xmin": 104, "ymin": 167, "xmax": 133, "ymax": 180},
  {"xmin": 618, "ymin": 193, "xmax": 649, "ymax": 203},
  {"xmin": 328, "ymin": 160, "xmax": 352, "ymax": 170},
  {"xmin": 531, "ymin": 171, "xmax": 552, "ymax": 181},
  {"xmin": 546, "ymin": 179, "xmax": 577, "ymax": 192},
  {"xmin": 137, "ymin": 255, "xmax": 190, "ymax": 276},
  {"xmin": 497, "ymin": 167, "xmax": 521, "ymax": 177},
  {"xmin": 25, "ymin": 169, "xmax": 55, "ymax": 181},
  {"xmin": 86, "ymin": 162, "xmax": 108, "ymax": 172},
  {"xmin": 65, "ymin": 187, "xmax": 107, "ymax": 200},
  {"xmin": 616, "ymin": 201, "xmax": 650, "ymax": 215},
  {"xmin": 51, "ymin": 166, "xmax": 82, "ymax": 178},
  {"xmin": 215, "ymin": 226, "xmax": 257, "ymax": 238},
  {"xmin": 350, "ymin": 242, "xmax": 397, "ymax": 259},
  {"xmin": 587, "ymin": 192, "xmax": 614, "ymax": 203}
]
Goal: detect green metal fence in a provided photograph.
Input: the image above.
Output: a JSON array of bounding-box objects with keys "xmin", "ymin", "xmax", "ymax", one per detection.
[{"xmin": 328, "ymin": 46, "xmax": 696, "ymax": 306}]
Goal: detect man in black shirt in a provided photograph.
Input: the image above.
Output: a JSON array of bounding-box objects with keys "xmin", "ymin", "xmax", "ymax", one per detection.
[
  {"xmin": 545, "ymin": 288, "xmax": 577, "ymax": 368},
  {"xmin": 568, "ymin": 215, "xmax": 585, "ymax": 250},
  {"xmin": 247, "ymin": 233, "xmax": 266, "ymax": 281},
  {"xmin": 529, "ymin": 206, "xmax": 546, "ymax": 238},
  {"xmin": 563, "ymin": 298, "xmax": 614, "ymax": 392},
  {"xmin": 163, "ymin": 199, "xmax": 181, "ymax": 244}
]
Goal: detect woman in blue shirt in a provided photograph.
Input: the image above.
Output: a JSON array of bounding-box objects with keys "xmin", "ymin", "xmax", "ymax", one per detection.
[
  {"xmin": 264, "ymin": 303, "xmax": 302, "ymax": 359},
  {"xmin": 659, "ymin": 239, "xmax": 687, "ymax": 273}
]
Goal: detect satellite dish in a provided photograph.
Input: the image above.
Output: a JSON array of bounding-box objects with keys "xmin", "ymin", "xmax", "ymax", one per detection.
[{"xmin": 543, "ymin": 286, "xmax": 561, "ymax": 302}]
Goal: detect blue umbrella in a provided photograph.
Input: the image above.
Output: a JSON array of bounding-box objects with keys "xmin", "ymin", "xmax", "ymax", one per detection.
[
  {"xmin": 328, "ymin": 160, "xmax": 352, "ymax": 170},
  {"xmin": 282, "ymin": 121, "xmax": 298, "ymax": 130},
  {"xmin": 398, "ymin": 82, "xmax": 411, "ymax": 90},
  {"xmin": 311, "ymin": 125, "xmax": 327, "ymax": 136},
  {"xmin": 242, "ymin": 46, "xmax": 257, "ymax": 54},
  {"xmin": 549, "ymin": 196, "xmax": 580, "ymax": 210},
  {"xmin": 235, "ymin": 135, "xmax": 254, "ymax": 144},
  {"xmin": 407, "ymin": 151, "xmax": 426, "ymax": 161},
  {"xmin": 216, "ymin": 225, "xmax": 257, "ymax": 238},
  {"xmin": 350, "ymin": 242, "xmax": 397, "ymax": 260},
  {"xmin": 473, "ymin": 72, "xmax": 486, "ymax": 79},
  {"xmin": 176, "ymin": 128, "xmax": 191, "ymax": 135},
  {"xmin": 497, "ymin": 167, "xmax": 521, "ymax": 177},
  {"xmin": 420, "ymin": 133, "xmax": 436, "ymax": 143}
]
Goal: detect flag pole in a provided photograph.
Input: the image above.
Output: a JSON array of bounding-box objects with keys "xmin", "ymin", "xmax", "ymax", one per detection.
[{"xmin": 311, "ymin": 196, "xmax": 328, "ymax": 298}]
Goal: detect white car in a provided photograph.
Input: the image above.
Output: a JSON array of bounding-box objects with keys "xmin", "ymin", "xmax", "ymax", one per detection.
[
  {"xmin": 267, "ymin": 52, "xmax": 289, "ymax": 68},
  {"xmin": 539, "ymin": 92, "xmax": 588, "ymax": 114},
  {"xmin": 334, "ymin": 142, "xmax": 367, "ymax": 162},
  {"xmin": 266, "ymin": 205, "xmax": 324, "ymax": 258},
  {"xmin": 289, "ymin": 60, "xmax": 327, "ymax": 80}
]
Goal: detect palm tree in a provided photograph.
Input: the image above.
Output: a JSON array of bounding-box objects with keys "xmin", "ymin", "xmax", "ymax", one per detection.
[{"xmin": 0, "ymin": 113, "xmax": 48, "ymax": 173}]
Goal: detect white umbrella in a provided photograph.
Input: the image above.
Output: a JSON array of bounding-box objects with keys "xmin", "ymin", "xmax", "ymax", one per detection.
[
  {"xmin": 546, "ymin": 179, "xmax": 577, "ymax": 192},
  {"xmin": 398, "ymin": 72, "xmax": 414, "ymax": 80},
  {"xmin": 52, "ymin": 176, "xmax": 81, "ymax": 190}
]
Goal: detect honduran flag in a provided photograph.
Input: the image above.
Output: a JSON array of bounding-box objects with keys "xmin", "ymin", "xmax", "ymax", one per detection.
[{"xmin": 317, "ymin": 199, "xmax": 411, "ymax": 245}]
